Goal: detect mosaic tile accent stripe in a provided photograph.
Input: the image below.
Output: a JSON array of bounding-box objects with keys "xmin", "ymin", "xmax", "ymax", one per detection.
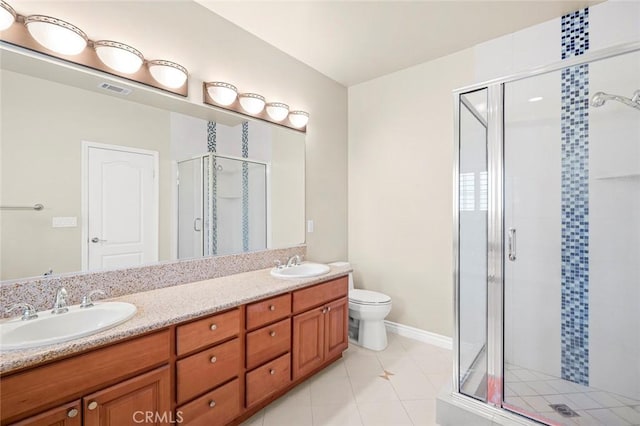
[
  {"xmin": 207, "ymin": 121, "xmax": 218, "ymax": 255},
  {"xmin": 242, "ymin": 122, "xmax": 250, "ymax": 252},
  {"xmin": 560, "ymin": 8, "xmax": 590, "ymax": 386}
]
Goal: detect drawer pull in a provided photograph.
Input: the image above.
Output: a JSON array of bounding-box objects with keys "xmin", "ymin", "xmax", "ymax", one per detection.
[
  {"xmin": 269, "ymin": 368, "xmax": 276, "ymax": 375},
  {"xmin": 269, "ymin": 331, "xmax": 276, "ymax": 337},
  {"xmin": 210, "ymin": 323, "xmax": 218, "ymax": 331},
  {"xmin": 321, "ymin": 307, "xmax": 327, "ymax": 314},
  {"xmin": 209, "ymin": 400, "xmax": 216, "ymax": 408},
  {"xmin": 67, "ymin": 408, "xmax": 79, "ymax": 418},
  {"xmin": 87, "ymin": 401, "xmax": 98, "ymax": 410},
  {"xmin": 327, "ymin": 306, "xmax": 331, "ymax": 312},
  {"xmin": 269, "ymin": 305, "xmax": 276, "ymax": 311},
  {"xmin": 210, "ymin": 356, "xmax": 217, "ymax": 364}
]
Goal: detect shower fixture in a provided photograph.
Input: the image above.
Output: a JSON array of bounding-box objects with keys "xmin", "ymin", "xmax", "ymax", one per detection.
[{"xmin": 590, "ymin": 90, "xmax": 640, "ymax": 111}]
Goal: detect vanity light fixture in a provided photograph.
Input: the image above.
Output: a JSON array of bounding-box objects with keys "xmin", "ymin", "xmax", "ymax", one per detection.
[
  {"xmin": 24, "ymin": 15, "xmax": 88, "ymax": 55},
  {"xmin": 0, "ymin": 0, "xmax": 16, "ymax": 31},
  {"xmin": 288, "ymin": 110, "xmax": 309, "ymax": 128},
  {"xmin": 266, "ymin": 102, "xmax": 290, "ymax": 121},
  {"xmin": 238, "ymin": 93, "xmax": 266, "ymax": 114},
  {"xmin": 206, "ymin": 82, "xmax": 238, "ymax": 106},
  {"xmin": 148, "ymin": 60, "xmax": 188, "ymax": 89},
  {"xmin": 94, "ymin": 40, "xmax": 144, "ymax": 74}
]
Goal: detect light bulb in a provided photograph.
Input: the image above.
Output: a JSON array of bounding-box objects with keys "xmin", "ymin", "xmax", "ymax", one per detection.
[
  {"xmin": 95, "ymin": 40, "xmax": 144, "ymax": 74},
  {"xmin": 25, "ymin": 15, "xmax": 88, "ymax": 55},
  {"xmin": 0, "ymin": 1, "xmax": 16, "ymax": 31},
  {"xmin": 148, "ymin": 60, "xmax": 188, "ymax": 89},
  {"xmin": 288, "ymin": 110, "xmax": 309, "ymax": 128},
  {"xmin": 238, "ymin": 93, "xmax": 266, "ymax": 114},
  {"xmin": 266, "ymin": 102, "xmax": 290, "ymax": 121},
  {"xmin": 206, "ymin": 82, "xmax": 238, "ymax": 106}
]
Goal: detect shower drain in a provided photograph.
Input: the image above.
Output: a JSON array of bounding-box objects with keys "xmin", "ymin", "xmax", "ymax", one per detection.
[{"xmin": 549, "ymin": 404, "xmax": 580, "ymax": 418}]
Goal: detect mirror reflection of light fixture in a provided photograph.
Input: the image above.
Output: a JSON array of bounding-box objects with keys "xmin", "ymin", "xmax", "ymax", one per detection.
[
  {"xmin": 94, "ymin": 40, "xmax": 144, "ymax": 74},
  {"xmin": 238, "ymin": 93, "xmax": 266, "ymax": 114},
  {"xmin": 266, "ymin": 102, "xmax": 290, "ymax": 121},
  {"xmin": 24, "ymin": 15, "xmax": 88, "ymax": 55},
  {"xmin": 0, "ymin": 0, "xmax": 16, "ymax": 30},
  {"xmin": 148, "ymin": 60, "xmax": 188, "ymax": 89},
  {"xmin": 206, "ymin": 82, "xmax": 238, "ymax": 106},
  {"xmin": 288, "ymin": 110, "xmax": 309, "ymax": 128}
]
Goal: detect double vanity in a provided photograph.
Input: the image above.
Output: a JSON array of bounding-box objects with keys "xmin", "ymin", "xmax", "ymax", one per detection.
[{"xmin": 0, "ymin": 262, "xmax": 351, "ymax": 425}]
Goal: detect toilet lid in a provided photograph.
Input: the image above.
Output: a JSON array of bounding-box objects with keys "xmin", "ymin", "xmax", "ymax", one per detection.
[{"xmin": 349, "ymin": 289, "xmax": 391, "ymax": 305}]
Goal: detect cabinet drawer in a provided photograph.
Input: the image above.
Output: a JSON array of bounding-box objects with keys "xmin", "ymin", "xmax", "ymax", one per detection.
[
  {"xmin": 246, "ymin": 293, "xmax": 291, "ymax": 330},
  {"xmin": 177, "ymin": 378, "xmax": 240, "ymax": 426},
  {"xmin": 246, "ymin": 318, "xmax": 291, "ymax": 370},
  {"xmin": 176, "ymin": 338, "xmax": 241, "ymax": 404},
  {"xmin": 292, "ymin": 277, "xmax": 348, "ymax": 313},
  {"xmin": 176, "ymin": 309, "xmax": 240, "ymax": 356},
  {"xmin": 245, "ymin": 353, "xmax": 291, "ymax": 407}
]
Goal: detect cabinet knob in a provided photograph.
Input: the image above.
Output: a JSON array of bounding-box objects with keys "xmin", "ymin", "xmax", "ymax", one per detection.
[
  {"xmin": 67, "ymin": 408, "xmax": 79, "ymax": 418},
  {"xmin": 269, "ymin": 331, "xmax": 276, "ymax": 337},
  {"xmin": 269, "ymin": 305, "xmax": 275, "ymax": 311},
  {"xmin": 210, "ymin": 356, "xmax": 217, "ymax": 364},
  {"xmin": 321, "ymin": 307, "xmax": 327, "ymax": 314},
  {"xmin": 87, "ymin": 401, "xmax": 98, "ymax": 410},
  {"xmin": 327, "ymin": 306, "xmax": 331, "ymax": 312},
  {"xmin": 269, "ymin": 368, "xmax": 276, "ymax": 375},
  {"xmin": 210, "ymin": 323, "xmax": 217, "ymax": 331},
  {"xmin": 209, "ymin": 400, "xmax": 216, "ymax": 408}
]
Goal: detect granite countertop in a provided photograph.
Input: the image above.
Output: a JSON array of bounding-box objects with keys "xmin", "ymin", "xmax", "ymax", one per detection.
[{"xmin": 0, "ymin": 264, "xmax": 351, "ymax": 374}]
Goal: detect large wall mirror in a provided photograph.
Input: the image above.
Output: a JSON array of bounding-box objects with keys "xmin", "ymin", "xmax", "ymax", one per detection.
[{"xmin": 0, "ymin": 47, "xmax": 305, "ymax": 281}]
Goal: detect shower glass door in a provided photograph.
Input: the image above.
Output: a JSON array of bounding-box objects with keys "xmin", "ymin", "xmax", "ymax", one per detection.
[
  {"xmin": 503, "ymin": 49, "xmax": 640, "ymax": 425},
  {"xmin": 457, "ymin": 88, "xmax": 489, "ymax": 401}
]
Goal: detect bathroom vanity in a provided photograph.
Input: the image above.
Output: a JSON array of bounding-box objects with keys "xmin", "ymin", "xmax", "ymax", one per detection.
[{"xmin": 0, "ymin": 269, "xmax": 350, "ymax": 425}]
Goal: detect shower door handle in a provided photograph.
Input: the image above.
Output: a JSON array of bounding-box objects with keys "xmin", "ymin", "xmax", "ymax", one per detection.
[
  {"xmin": 508, "ymin": 228, "xmax": 516, "ymax": 261},
  {"xmin": 194, "ymin": 218, "xmax": 202, "ymax": 232}
]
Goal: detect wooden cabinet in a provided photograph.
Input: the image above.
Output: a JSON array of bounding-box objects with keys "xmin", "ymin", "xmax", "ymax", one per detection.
[
  {"xmin": 292, "ymin": 279, "xmax": 349, "ymax": 381},
  {"xmin": 1, "ymin": 275, "xmax": 349, "ymax": 426},
  {"xmin": 11, "ymin": 400, "xmax": 81, "ymax": 426},
  {"xmin": 83, "ymin": 366, "xmax": 170, "ymax": 426}
]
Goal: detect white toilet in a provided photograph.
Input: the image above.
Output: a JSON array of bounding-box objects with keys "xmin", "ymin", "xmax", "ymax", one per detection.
[{"xmin": 330, "ymin": 262, "xmax": 392, "ymax": 351}]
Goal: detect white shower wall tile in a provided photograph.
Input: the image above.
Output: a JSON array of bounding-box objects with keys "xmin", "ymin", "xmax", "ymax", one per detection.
[{"xmin": 589, "ymin": 1, "xmax": 640, "ymax": 51}]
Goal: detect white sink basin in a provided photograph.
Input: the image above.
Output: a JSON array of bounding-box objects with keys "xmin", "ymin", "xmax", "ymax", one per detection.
[
  {"xmin": 0, "ymin": 302, "xmax": 137, "ymax": 351},
  {"xmin": 270, "ymin": 262, "xmax": 331, "ymax": 279}
]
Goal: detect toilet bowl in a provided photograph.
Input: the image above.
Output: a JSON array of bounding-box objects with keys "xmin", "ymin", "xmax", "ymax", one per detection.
[{"xmin": 329, "ymin": 262, "xmax": 392, "ymax": 351}]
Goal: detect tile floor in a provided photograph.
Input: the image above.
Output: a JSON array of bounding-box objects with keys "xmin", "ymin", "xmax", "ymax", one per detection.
[
  {"xmin": 504, "ymin": 363, "xmax": 640, "ymax": 426},
  {"xmin": 241, "ymin": 333, "xmax": 452, "ymax": 426}
]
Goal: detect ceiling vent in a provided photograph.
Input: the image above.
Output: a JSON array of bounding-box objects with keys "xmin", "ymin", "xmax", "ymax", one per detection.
[{"xmin": 98, "ymin": 82, "xmax": 132, "ymax": 96}]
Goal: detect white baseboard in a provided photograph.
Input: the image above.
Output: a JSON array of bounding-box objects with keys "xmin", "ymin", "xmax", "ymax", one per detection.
[{"xmin": 385, "ymin": 320, "xmax": 453, "ymax": 350}]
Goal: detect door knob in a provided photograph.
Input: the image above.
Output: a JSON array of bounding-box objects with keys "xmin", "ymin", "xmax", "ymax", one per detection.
[{"xmin": 91, "ymin": 237, "xmax": 107, "ymax": 243}]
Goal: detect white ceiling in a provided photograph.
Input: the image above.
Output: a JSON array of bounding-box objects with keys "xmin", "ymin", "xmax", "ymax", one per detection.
[{"xmin": 197, "ymin": 0, "xmax": 600, "ymax": 87}]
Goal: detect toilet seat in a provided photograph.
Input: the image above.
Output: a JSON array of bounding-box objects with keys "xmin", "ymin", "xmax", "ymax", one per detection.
[{"xmin": 349, "ymin": 289, "xmax": 391, "ymax": 305}]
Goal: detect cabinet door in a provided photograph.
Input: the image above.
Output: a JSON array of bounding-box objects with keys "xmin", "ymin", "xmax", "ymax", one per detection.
[
  {"xmin": 83, "ymin": 366, "xmax": 170, "ymax": 426},
  {"xmin": 324, "ymin": 297, "xmax": 349, "ymax": 361},
  {"xmin": 11, "ymin": 400, "xmax": 81, "ymax": 426},
  {"xmin": 292, "ymin": 307, "xmax": 325, "ymax": 380}
]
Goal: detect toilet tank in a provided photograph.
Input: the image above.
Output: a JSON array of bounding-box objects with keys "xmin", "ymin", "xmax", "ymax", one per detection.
[{"xmin": 329, "ymin": 261, "xmax": 354, "ymax": 290}]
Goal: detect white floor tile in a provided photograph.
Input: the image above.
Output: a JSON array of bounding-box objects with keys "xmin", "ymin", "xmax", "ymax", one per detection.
[
  {"xmin": 402, "ymin": 399, "xmax": 437, "ymax": 426},
  {"xmin": 565, "ymin": 392, "xmax": 603, "ymax": 410},
  {"xmin": 522, "ymin": 395, "xmax": 554, "ymax": 412},
  {"xmin": 584, "ymin": 408, "xmax": 632, "ymax": 426},
  {"xmin": 310, "ymin": 375, "xmax": 356, "ymax": 405},
  {"xmin": 527, "ymin": 380, "xmax": 561, "ymax": 395},
  {"xmin": 357, "ymin": 400, "xmax": 413, "ymax": 426},
  {"xmin": 574, "ymin": 410, "xmax": 612, "ymax": 426},
  {"xmin": 350, "ymin": 376, "xmax": 399, "ymax": 403},
  {"xmin": 344, "ymin": 352, "xmax": 383, "ymax": 378},
  {"xmin": 311, "ymin": 402, "xmax": 363, "ymax": 426},
  {"xmin": 508, "ymin": 381, "xmax": 538, "ymax": 396},
  {"xmin": 389, "ymin": 370, "xmax": 439, "ymax": 400},
  {"xmin": 510, "ymin": 368, "xmax": 540, "ymax": 382},
  {"xmin": 588, "ymin": 391, "xmax": 627, "ymax": 408},
  {"xmin": 263, "ymin": 402, "xmax": 313, "ymax": 426},
  {"xmin": 610, "ymin": 406, "xmax": 640, "ymax": 424},
  {"xmin": 427, "ymin": 373, "xmax": 452, "ymax": 392}
]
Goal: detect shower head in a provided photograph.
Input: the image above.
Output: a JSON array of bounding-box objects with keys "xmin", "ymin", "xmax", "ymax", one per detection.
[{"xmin": 590, "ymin": 90, "xmax": 640, "ymax": 111}]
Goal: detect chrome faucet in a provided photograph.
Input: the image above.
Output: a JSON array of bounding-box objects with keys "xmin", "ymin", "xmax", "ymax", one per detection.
[
  {"xmin": 51, "ymin": 287, "xmax": 69, "ymax": 314},
  {"xmin": 6, "ymin": 303, "xmax": 38, "ymax": 321},
  {"xmin": 80, "ymin": 289, "xmax": 106, "ymax": 308},
  {"xmin": 286, "ymin": 255, "xmax": 302, "ymax": 267}
]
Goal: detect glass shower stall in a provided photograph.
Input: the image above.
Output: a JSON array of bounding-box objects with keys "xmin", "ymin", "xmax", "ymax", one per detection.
[{"xmin": 453, "ymin": 44, "xmax": 639, "ymax": 425}]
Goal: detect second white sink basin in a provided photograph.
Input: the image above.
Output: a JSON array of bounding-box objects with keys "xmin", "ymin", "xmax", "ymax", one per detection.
[
  {"xmin": 0, "ymin": 302, "xmax": 137, "ymax": 351},
  {"xmin": 271, "ymin": 262, "xmax": 331, "ymax": 279}
]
